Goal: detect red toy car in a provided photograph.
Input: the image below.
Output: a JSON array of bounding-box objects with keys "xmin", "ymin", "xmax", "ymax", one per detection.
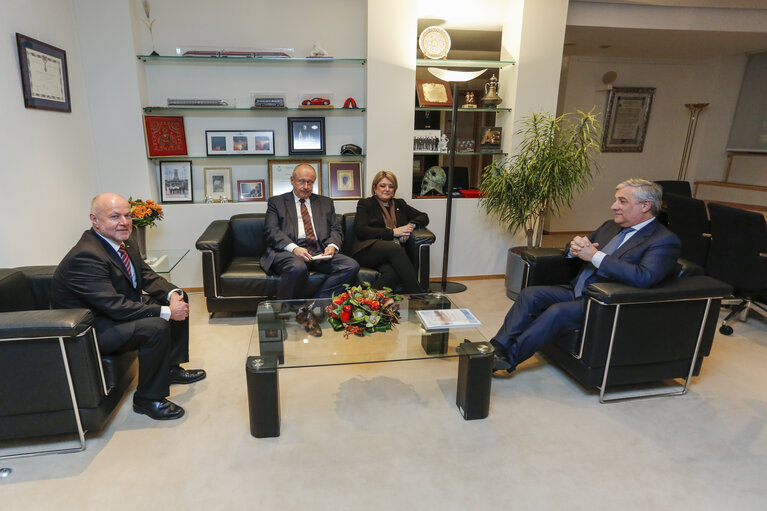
[{"xmin": 302, "ymin": 97, "xmax": 331, "ymax": 106}]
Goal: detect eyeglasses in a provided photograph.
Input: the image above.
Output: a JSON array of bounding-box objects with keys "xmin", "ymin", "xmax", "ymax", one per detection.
[{"xmin": 294, "ymin": 180, "xmax": 315, "ymax": 186}]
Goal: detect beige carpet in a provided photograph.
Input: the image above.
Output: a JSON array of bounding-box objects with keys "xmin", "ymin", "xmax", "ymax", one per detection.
[{"xmin": 2, "ymin": 279, "xmax": 766, "ymax": 510}]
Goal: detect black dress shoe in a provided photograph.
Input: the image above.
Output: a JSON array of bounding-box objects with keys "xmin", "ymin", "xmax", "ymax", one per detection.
[
  {"xmin": 490, "ymin": 340, "xmax": 514, "ymax": 374},
  {"xmin": 133, "ymin": 397, "xmax": 185, "ymax": 420},
  {"xmin": 169, "ymin": 365, "xmax": 207, "ymax": 385}
]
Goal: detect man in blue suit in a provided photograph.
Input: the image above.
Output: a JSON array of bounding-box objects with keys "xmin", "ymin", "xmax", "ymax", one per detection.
[
  {"xmin": 491, "ymin": 178, "xmax": 681, "ymax": 373},
  {"xmin": 261, "ymin": 163, "xmax": 359, "ymax": 299}
]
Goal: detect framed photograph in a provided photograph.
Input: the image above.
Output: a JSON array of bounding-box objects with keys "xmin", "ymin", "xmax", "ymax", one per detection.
[
  {"xmin": 328, "ymin": 161, "xmax": 363, "ymax": 199},
  {"xmin": 205, "ymin": 130, "xmax": 275, "ymax": 156},
  {"xmin": 413, "ymin": 156, "xmax": 426, "ymax": 177},
  {"xmin": 237, "ymin": 179, "xmax": 266, "ymax": 202},
  {"xmin": 479, "ymin": 126, "xmax": 502, "ymax": 152},
  {"xmin": 602, "ymin": 87, "xmax": 655, "ymax": 152},
  {"xmin": 143, "ymin": 115, "xmax": 188, "ymax": 157},
  {"xmin": 268, "ymin": 159, "xmax": 322, "ymax": 197},
  {"xmin": 15, "ymin": 33, "xmax": 71, "ymax": 112},
  {"xmin": 204, "ymin": 167, "xmax": 233, "ymax": 202},
  {"xmin": 287, "ymin": 117, "xmax": 325, "ymax": 155},
  {"xmin": 416, "ymin": 80, "xmax": 452, "ymax": 107},
  {"xmin": 159, "ymin": 161, "xmax": 193, "ymax": 203}
]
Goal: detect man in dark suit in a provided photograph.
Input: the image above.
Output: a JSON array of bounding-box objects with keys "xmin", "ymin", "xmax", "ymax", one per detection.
[
  {"xmin": 52, "ymin": 193, "xmax": 205, "ymax": 420},
  {"xmin": 491, "ymin": 178, "xmax": 681, "ymax": 374},
  {"xmin": 261, "ymin": 163, "xmax": 359, "ymax": 299}
]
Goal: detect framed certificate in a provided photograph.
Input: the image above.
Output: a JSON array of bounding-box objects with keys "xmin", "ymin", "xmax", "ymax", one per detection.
[
  {"xmin": 268, "ymin": 159, "xmax": 322, "ymax": 197},
  {"xmin": 16, "ymin": 33, "xmax": 71, "ymax": 112},
  {"xmin": 602, "ymin": 87, "xmax": 655, "ymax": 153}
]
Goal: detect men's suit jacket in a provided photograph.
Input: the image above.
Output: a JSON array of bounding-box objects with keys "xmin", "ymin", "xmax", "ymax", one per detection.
[
  {"xmin": 351, "ymin": 197, "xmax": 429, "ymax": 256},
  {"xmin": 580, "ymin": 219, "xmax": 681, "ymax": 289},
  {"xmin": 52, "ymin": 229, "xmax": 177, "ymax": 332},
  {"xmin": 260, "ymin": 192, "xmax": 344, "ymax": 273}
]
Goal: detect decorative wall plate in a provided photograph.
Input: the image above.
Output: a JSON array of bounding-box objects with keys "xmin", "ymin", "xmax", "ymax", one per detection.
[{"xmin": 419, "ymin": 26, "xmax": 450, "ymax": 60}]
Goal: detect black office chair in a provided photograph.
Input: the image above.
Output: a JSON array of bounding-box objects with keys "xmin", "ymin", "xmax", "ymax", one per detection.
[
  {"xmin": 705, "ymin": 202, "xmax": 767, "ymax": 335},
  {"xmin": 663, "ymin": 192, "xmax": 710, "ymax": 267},
  {"xmin": 655, "ymin": 180, "xmax": 692, "ymax": 198}
]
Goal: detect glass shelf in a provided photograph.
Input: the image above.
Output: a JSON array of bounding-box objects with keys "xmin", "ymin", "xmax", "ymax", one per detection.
[
  {"xmin": 413, "ymin": 151, "xmax": 506, "ymax": 157},
  {"xmin": 138, "ymin": 55, "xmax": 365, "ymax": 65},
  {"xmin": 416, "ymin": 58, "xmax": 515, "ymax": 69},
  {"xmin": 143, "ymin": 106, "xmax": 365, "ymax": 113},
  {"xmin": 415, "ymin": 107, "xmax": 511, "ymax": 112},
  {"xmin": 149, "ymin": 154, "xmax": 365, "ymax": 161}
]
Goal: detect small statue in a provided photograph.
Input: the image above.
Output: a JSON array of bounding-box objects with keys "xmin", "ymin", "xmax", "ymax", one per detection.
[
  {"xmin": 421, "ymin": 166, "xmax": 447, "ymax": 196},
  {"xmin": 296, "ymin": 302, "xmax": 322, "ymax": 337},
  {"xmin": 309, "ymin": 41, "xmax": 330, "ymax": 58},
  {"xmin": 438, "ymin": 134, "xmax": 449, "ymax": 153},
  {"xmin": 463, "ymin": 91, "xmax": 477, "ymax": 108},
  {"xmin": 205, "ymin": 195, "xmax": 215, "ymax": 204},
  {"xmin": 219, "ymin": 195, "xmax": 228, "ymax": 203}
]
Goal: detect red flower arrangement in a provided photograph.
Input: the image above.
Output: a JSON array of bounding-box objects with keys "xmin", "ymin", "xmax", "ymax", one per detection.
[
  {"xmin": 128, "ymin": 197, "xmax": 163, "ymax": 228},
  {"xmin": 326, "ymin": 283, "xmax": 403, "ymax": 338}
]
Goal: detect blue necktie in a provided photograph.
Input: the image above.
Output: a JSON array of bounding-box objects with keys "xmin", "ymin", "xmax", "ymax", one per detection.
[{"xmin": 572, "ymin": 227, "xmax": 633, "ymax": 297}]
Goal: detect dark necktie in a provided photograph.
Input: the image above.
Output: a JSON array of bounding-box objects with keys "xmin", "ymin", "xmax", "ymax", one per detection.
[
  {"xmin": 299, "ymin": 199, "xmax": 321, "ymax": 255},
  {"xmin": 118, "ymin": 243, "xmax": 134, "ymax": 281},
  {"xmin": 573, "ymin": 227, "xmax": 634, "ymax": 297}
]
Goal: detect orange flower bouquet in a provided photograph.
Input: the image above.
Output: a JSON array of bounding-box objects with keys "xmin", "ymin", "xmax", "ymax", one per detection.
[{"xmin": 129, "ymin": 197, "xmax": 163, "ymax": 227}]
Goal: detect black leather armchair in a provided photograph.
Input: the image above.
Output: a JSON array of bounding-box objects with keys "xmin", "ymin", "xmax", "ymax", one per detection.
[
  {"xmin": 0, "ymin": 266, "xmax": 137, "ymax": 458},
  {"xmin": 195, "ymin": 213, "xmax": 435, "ymax": 315},
  {"xmin": 507, "ymin": 248, "xmax": 732, "ymax": 402}
]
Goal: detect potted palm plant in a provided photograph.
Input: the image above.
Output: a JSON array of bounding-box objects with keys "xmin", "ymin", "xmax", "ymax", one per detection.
[{"xmin": 479, "ymin": 110, "xmax": 602, "ymax": 248}]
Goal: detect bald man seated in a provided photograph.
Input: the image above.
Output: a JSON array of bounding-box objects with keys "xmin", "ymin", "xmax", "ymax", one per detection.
[{"xmin": 52, "ymin": 193, "xmax": 205, "ymax": 420}]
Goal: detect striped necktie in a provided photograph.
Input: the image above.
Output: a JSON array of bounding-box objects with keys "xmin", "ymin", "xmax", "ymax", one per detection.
[
  {"xmin": 299, "ymin": 199, "xmax": 321, "ymax": 255},
  {"xmin": 118, "ymin": 243, "xmax": 134, "ymax": 281}
]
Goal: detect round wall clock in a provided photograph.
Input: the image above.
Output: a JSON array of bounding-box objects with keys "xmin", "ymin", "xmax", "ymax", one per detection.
[{"xmin": 419, "ymin": 26, "xmax": 451, "ymax": 60}]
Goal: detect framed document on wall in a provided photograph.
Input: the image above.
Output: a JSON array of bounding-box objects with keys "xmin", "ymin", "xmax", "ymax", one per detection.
[
  {"xmin": 268, "ymin": 159, "xmax": 322, "ymax": 197},
  {"xmin": 602, "ymin": 87, "xmax": 655, "ymax": 152},
  {"xmin": 16, "ymin": 33, "xmax": 71, "ymax": 112}
]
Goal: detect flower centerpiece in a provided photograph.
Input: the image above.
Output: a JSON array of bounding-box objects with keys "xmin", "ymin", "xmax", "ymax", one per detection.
[
  {"xmin": 128, "ymin": 197, "xmax": 163, "ymax": 227},
  {"xmin": 326, "ymin": 283, "xmax": 403, "ymax": 338}
]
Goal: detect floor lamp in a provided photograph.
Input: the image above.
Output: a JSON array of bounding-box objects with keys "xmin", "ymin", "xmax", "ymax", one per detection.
[
  {"xmin": 678, "ymin": 103, "xmax": 709, "ymax": 181},
  {"xmin": 425, "ymin": 67, "xmax": 487, "ymax": 294}
]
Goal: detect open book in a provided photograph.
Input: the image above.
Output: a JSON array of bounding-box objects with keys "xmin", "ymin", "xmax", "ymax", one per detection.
[{"xmin": 416, "ymin": 309, "xmax": 482, "ymax": 330}]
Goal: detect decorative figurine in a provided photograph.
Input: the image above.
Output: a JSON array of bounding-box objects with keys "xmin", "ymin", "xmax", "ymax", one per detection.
[
  {"xmin": 219, "ymin": 195, "xmax": 228, "ymax": 203},
  {"xmin": 421, "ymin": 166, "xmax": 447, "ymax": 196},
  {"xmin": 141, "ymin": 0, "xmax": 158, "ymax": 56},
  {"xmin": 463, "ymin": 91, "xmax": 477, "ymax": 108},
  {"xmin": 309, "ymin": 41, "xmax": 331, "ymax": 58},
  {"xmin": 481, "ymin": 74, "xmax": 502, "ymax": 108},
  {"xmin": 205, "ymin": 195, "xmax": 215, "ymax": 204},
  {"xmin": 438, "ymin": 134, "xmax": 449, "ymax": 153}
]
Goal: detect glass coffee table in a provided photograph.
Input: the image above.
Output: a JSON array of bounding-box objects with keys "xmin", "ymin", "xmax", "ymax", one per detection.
[{"xmin": 245, "ymin": 294, "xmax": 494, "ymax": 437}]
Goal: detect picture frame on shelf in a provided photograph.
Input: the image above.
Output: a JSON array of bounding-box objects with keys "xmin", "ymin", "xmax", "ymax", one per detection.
[
  {"xmin": 416, "ymin": 80, "xmax": 452, "ymax": 107},
  {"xmin": 203, "ymin": 167, "xmax": 233, "ymax": 202},
  {"xmin": 15, "ymin": 33, "xmax": 71, "ymax": 112},
  {"xmin": 601, "ymin": 87, "xmax": 655, "ymax": 152},
  {"xmin": 159, "ymin": 161, "xmax": 193, "ymax": 203},
  {"xmin": 413, "ymin": 156, "xmax": 425, "ymax": 177},
  {"xmin": 268, "ymin": 159, "xmax": 322, "ymax": 197},
  {"xmin": 328, "ymin": 161, "xmax": 363, "ymax": 199},
  {"xmin": 143, "ymin": 115, "xmax": 188, "ymax": 157},
  {"xmin": 287, "ymin": 117, "xmax": 325, "ymax": 155},
  {"xmin": 479, "ymin": 126, "xmax": 502, "ymax": 152},
  {"xmin": 237, "ymin": 179, "xmax": 266, "ymax": 202},
  {"xmin": 205, "ymin": 130, "xmax": 275, "ymax": 156}
]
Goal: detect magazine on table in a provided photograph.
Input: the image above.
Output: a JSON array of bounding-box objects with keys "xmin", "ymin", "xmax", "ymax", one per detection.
[{"xmin": 416, "ymin": 309, "xmax": 482, "ymax": 330}]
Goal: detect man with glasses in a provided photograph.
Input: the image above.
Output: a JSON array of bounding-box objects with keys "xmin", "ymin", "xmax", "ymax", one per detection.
[
  {"xmin": 261, "ymin": 163, "xmax": 359, "ymax": 299},
  {"xmin": 491, "ymin": 178, "xmax": 681, "ymax": 375}
]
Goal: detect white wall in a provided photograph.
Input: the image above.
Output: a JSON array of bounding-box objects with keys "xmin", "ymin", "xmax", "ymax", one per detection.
[
  {"xmin": 0, "ymin": 0, "xmax": 99, "ymax": 267},
  {"xmin": 553, "ymin": 55, "xmax": 746, "ymax": 232}
]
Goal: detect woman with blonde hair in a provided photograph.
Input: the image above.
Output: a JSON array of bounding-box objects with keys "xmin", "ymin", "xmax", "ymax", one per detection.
[{"xmin": 351, "ymin": 171, "xmax": 429, "ymax": 293}]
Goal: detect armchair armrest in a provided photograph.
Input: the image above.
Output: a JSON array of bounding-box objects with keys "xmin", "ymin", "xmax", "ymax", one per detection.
[
  {"xmin": 0, "ymin": 309, "xmax": 94, "ymax": 340},
  {"xmin": 584, "ymin": 276, "xmax": 732, "ymax": 305},
  {"xmin": 412, "ymin": 227, "xmax": 436, "ymax": 290},
  {"xmin": 521, "ymin": 248, "xmax": 582, "ymax": 287},
  {"xmin": 196, "ymin": 220, "xmax": 234, "ymax": 298},
  {"xmin": 413, "ymin": 227, "xmax": 436, "ymax": 247}
]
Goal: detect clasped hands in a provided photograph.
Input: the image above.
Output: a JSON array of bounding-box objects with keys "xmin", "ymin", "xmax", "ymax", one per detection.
[
  {"xmin": 393, "ymin": 223, "xmax": 414, "ymax": 243},
  {"xmin": 169, "ymin": 291, "xmax": 189, "ymax": 321},
  {"xmin": 569, "ymin": 235, "xmax": 600, "ymax": 262},
  {"xmin": 293, "ymin": 245, "xmax": 336, "ymax": 262}
]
